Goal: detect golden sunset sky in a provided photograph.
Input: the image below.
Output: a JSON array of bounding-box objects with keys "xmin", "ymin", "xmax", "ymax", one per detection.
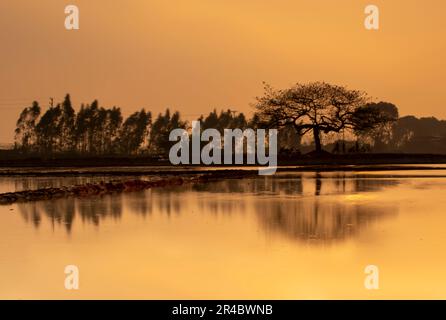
[{"xmin": 0, "ymin": 0, "xmax": 445, "ymax": 143}]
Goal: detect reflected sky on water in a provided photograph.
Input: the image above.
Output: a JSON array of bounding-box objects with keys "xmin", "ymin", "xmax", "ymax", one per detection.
[{"xmin": 1, "ymin": 171, "xmax": 446, "ymax": 299}]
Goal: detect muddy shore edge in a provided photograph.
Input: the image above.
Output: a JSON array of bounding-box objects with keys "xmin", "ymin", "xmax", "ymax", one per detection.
[
  {"xmin": 0, "ymin": 164, "xmax": 446, "ymax": 177},
  {"xmin": 2, "ymin": 165, "xmax": 446, "ymax": 205},
  {"xmin": 0, "ymin": 171, "xmax": 257, "ymax": 205}
]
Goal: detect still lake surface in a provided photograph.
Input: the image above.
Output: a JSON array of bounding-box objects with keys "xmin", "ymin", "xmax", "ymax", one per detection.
[{"xmin": 1, "ymin": 168, "xmax": 446, "ymax": 299}]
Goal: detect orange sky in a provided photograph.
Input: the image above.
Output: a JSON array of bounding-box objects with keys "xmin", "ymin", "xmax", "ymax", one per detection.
[{"xmin": 0, "ymin": 0, "xmax": 445, "ymax": 143}]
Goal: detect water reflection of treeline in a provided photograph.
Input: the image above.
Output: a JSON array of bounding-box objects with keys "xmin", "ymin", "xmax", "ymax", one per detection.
[
  {"xmin": 17, "ymin": 174, "xmax": 399, "ymax": 242},
  {"xmin": 191, "ymin": 173, "xmax": 399, "ymax": 196},
  {"xmin": 18, "ymin": 189, "xmax": 184, "ymax": 232},
  {"xmin": 9, "ymin": 176, "xmax": 111, "ymax": 192}
]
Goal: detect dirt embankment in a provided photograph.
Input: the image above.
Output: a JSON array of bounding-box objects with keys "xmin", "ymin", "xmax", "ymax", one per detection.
[{"xmin": 0, "ymin": 171, "xmax": 256, "ymax": 205}]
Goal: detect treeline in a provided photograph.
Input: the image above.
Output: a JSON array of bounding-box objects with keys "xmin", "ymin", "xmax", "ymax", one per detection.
[
  {"xmin": 14, "ymin": 95, "xmax": 183, "ymax": 156},
  {"xmin": 365, "ymin": 115, "xmax": 446, "ymax": 154},
  {"xmin": 14, "ymin": 94, "xmax": 261, "ymax": 157},
  {"xmin": 14, "ymin": 91, "xmax": 446, "ymax": 158}
]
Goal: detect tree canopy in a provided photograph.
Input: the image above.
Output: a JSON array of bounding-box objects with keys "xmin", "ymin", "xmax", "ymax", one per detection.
[
  {"xmin": 14, "ymin": 95, "xmax": 185, "ymax": 157},
  {"xmin": 255, "ymin": 82, "xmax": 394, "ymax": 152}
]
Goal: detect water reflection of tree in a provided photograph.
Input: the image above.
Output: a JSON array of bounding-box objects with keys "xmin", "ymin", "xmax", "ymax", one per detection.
[
  {"xmin": 256, "ymin": 200, "xmax": 396, "ymax": 243},
  {"xmin": 18, "ymin": 201, "xmax": 41, "ymax": 228},
  {"xmin": 17, "ymin": 174, "xmax": 400, "ymax": 240},
  {"xmin": 197, "ymin": 197, "xmax": 247, "ymax": 216},
  {"xmin": 192, "ymin": 175, "xmax": 304, "ymax": 195},
  {"xmin": 126, "ymin": 191, "xmax": 153, "ymax": 216},
  {"xmin": 18, "ymin": 194, "xmax": 124, "ymax": 232},
  {"xmin": 11, "ymin": 176, "xmax": 106, "ymax": 192},
  {"xmin": 193, "ymin": 174, "xmax": 399, "ymax": 243},
  {"xmin": 17, "ymin": 188, "xmax": 183, "ymax": 231},
  {"xmin": 194, "ymin": 173, "xmax": 398, "ymax": 196},
  {"xmin": 253, "ymin": 174, "xmax": 398, "ymax": 243},
  {"xmin": 151, "ymin": 190, "xmax": 182, "ymax": 216}
]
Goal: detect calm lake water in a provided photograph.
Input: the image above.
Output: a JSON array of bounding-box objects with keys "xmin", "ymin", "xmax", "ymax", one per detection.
[{"xmin": 1, "ymin": 169, "xmax": 446, "ymax": 299}]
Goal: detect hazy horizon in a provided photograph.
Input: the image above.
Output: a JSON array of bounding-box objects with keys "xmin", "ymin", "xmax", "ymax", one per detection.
[{"xmin": 1, "ymin": 0, "xmax": 446, "ymax": 143}]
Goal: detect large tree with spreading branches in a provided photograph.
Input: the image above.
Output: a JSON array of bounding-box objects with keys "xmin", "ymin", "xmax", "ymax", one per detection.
[{"xmin": 255, "ymin": 81, "xmax": 395, "ymax": 153}]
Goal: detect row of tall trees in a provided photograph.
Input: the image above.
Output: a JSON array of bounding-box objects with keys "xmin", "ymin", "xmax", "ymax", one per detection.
[
  {"xmin": 14, "ymin": 96, "xmax": 257, "ymax": 157},
  {"xmin": 14, "ymin": 95, "xmax": 187, "ymax": 156}
]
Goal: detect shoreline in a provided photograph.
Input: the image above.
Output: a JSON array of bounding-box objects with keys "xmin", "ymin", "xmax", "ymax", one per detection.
[
  {"xmin": 2, "ymin": 161, "xmax": 446, "ymax": 204},
  {"xmin": 2, "ymin": 164, "xmax": 446, "ymax": 205},
  {"xmin": 1, "ymin": 153, "xmax": 446, "ymax": 168},
  {"xmin": 0, "ymin": 164, "xmax": 445, "ymax": 177},
  {"xmin": 0, "ymin": 170, "xmax": 257, "ymax": 205}
]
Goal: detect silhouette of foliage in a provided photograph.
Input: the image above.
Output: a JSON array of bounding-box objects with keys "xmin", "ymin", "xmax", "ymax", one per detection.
[
  {"xmin": 255, "ymin": 82, "xmax": 382, "ymax": 153},
  {"xmin": 14, "ymin": 101, "xmax": 41, "ymax": 152},
  {"xmin": 15, "ymin": 95, "xmax": 160, "ymax": 156},
  {"xmin": 149, "ymin": 109, "xmax": 187, "ymax": 157},
  {"xmin": 19, "ymin": 87, "xmax": 444, "ymax": 157},
  {"xmin": 117, "ymin": 109, "xmax": 151, "ymax": 155}
]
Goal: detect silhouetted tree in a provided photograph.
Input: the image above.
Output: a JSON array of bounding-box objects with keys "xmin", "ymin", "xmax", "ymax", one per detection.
[
  {"xmin": 199, "ymin": 109, "xmax": 248, "ymax": 133},
  {"xmin": 199, "ymin": 109, "xmax": 219, "ymax": 131},
  {"xmin": 352, "ymin": 102, "xmax": 399, "ymax": 151},
  {"xmin": 59, "ymin": 94, "xmax": 76, "ymax": 152},
  {"xmin": 255, "ymin": 82, "xmax": 370, "ymax": 153},
  {"xmin": 74, "ymin": 100, "xmax": 101, "ymax": 154},
  {"xmin": 117, "ymin": 109, "xmax": 151, "ymax": 155},
  {"xmin": 14, "ymin": 101, "xmax": 41, "ymax": 152},
  {"xmin": 36, "ymin": 103, "xmax": 62, "ymax": 154},
  {"xmin": 389, "ymin": 116, "xmax": 446, "ymax": 153},
  {"xmin": 102, "ymin": 107, "xmax": 123, "ymax": 154},
  {"xmin": 150, "ymin": 109, "xmax": 187, "ymax": 156}
]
